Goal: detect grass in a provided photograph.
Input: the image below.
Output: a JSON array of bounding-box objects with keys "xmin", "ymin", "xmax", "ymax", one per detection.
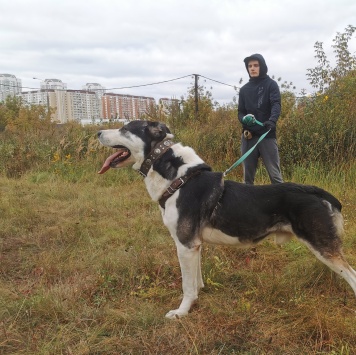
[
  {"xmin": 1, "ymin": 56, "xmax": 355, "ymax": 353},
  {"xmin": 0, "ymin": 164, "xmax": 356, "ymax": 354}
]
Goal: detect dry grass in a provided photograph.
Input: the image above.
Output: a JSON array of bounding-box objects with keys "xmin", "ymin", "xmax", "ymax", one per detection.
[{"xmin": 0, "ymin": 166, "xmax": 356, "ymax": 354}]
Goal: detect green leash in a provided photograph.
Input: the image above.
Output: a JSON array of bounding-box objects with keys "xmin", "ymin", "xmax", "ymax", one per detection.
[{"xmin": 223, "ymin": 115, "xmax": 270, "ymax": 177}]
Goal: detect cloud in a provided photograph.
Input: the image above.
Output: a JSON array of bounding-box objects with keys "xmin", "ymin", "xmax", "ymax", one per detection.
[{"xmin": 0, "ymin": 0, "xmax": 355, "ymax": 102}]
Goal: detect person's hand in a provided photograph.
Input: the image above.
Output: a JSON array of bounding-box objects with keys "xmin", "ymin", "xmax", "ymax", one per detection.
[
  {"xmin": 242, "ymin": 114, "xmax": 255, "ymax": 126},
  {"xmin": 263, "ymin": 120, "xmax": 276, "ymax": 131}
]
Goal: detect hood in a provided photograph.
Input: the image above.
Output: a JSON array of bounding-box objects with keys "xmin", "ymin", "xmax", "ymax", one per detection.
[{"xmin": 243, "ymin": 53, "xmax": 268, "ymax": 79}]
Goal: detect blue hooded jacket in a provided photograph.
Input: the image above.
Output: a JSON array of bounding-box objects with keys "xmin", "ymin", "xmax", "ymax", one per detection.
[{"xmin": 237, "ymin": 54, "xmax": 281, "ymax": 139}]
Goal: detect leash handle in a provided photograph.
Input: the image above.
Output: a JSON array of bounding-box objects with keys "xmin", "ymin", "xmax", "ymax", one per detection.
[
  {"xmin": 223, "ymin": 129, "xmax": 270, "ymax": 177},
  {"xmin": 242, "ymin": 114, "xmax": 264, "ymax": 127}
]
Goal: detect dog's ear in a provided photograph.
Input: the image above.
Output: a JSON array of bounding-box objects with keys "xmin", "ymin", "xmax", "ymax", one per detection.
[{"xmin": 147, "ymin": 122, "xmax": 171, "ymax": 140}]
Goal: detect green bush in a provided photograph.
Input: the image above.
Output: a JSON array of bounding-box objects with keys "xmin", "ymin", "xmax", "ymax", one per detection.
[{"xmin": 279, "ymin": 72, "xmax": 356, "ymax": 173}]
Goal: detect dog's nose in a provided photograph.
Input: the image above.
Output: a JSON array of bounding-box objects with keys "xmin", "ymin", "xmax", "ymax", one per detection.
[{"xmin": 97, "ymin": 131, "xmax": 102, "ymax": 138}]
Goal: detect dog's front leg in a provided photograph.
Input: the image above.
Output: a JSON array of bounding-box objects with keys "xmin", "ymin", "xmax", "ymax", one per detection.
[{"xmin": 165, "ymin": 243, "xmax": 202, "ymax": 319}]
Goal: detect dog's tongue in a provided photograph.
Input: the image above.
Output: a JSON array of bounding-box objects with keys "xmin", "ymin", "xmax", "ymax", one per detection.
[{"xmin": 97, "ymin": 150, "xmax": 123, "ymax": 174}]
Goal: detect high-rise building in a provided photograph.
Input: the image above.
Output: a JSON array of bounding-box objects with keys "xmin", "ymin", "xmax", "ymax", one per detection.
[
  {"xmin": 21, "ymin": 88, "xmax": 100, "ymax": 123},
  {"xmin": 23, "ymin": 78, "xmax": 67, "ymax": 122},
  {"xmin": 40, "ymin": 78, "xmax": 67, "ymax": 91},
  {"xmin": 22, "ymin": 78, "xmax": 100, "ymax": 123},
  {"xmin": 0, "ymin": 74, "xmax": 22, "ymax": 102},
  {"xmin": 25, "ymin": 78, "xmax": 68, "ymax": 121},
  {"xmin": 82, "ymin": 83, "xmax": 105, "ymax": 100},
  {"xmin": 66, "ymin": 90, "xmax": 100, "ymax": 122},
  {"xmin": 102, "ymin": 93, "xmax": 155, "ymax": 120},
  {"xmin": 21, "ymin": 89, "xmax": 52, "ymax": 110},
  {"xmin": 159, "ymin": 97, "xmax": 180, "ymax": 110},
  {"xmin": 4, "ymin": 73, "xmax": 160, "ymax": 123}
]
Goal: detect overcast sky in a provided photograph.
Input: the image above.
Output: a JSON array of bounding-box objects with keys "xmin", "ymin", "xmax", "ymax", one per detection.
[{"xmin": 1, "ymin": 0, "xmax": 355, "ymax": 104}]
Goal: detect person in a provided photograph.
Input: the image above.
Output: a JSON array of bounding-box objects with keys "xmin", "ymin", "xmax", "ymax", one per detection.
[{"xmin": 237, "ymin": 53, "xmax": 283, "ymax": 184}]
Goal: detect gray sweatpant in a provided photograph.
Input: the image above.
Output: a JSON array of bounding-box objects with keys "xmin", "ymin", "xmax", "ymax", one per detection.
[{"xmin": 241, "ymin": 135, "xmax": 283, "ymax": 185}]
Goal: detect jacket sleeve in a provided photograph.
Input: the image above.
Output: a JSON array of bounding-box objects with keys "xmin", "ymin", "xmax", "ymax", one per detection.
[
  {"xmin": 237, "ymin": 89, "xmax": 247, "ymax": 124},
  {"xmin": 269, "ymin": 81, "xmax": 281, "ymax": 123}
]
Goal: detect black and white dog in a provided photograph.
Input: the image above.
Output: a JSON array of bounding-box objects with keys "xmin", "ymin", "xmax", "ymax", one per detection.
[{"xmin": 97, "ymin": 120, "xmax": 356, "ymax": 319}]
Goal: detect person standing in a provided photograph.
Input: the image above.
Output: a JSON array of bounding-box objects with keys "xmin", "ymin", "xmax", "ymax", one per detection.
[{"xmin": 237, "ymin": 53, "xmax": 283, "ymax": 184}]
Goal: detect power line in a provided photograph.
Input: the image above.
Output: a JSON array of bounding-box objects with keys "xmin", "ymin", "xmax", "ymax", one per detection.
[
  {"xmin": 199, "ymin": 75, "xmax": 238, "ymax": 89},
  {"xmin": 105, "ymin": 74, "xmax": 193, "ymax": 91},
  {"xmin": 0, "ymin": 83, "xmax": 39, "ymax": 91},
  {"xmin": 0, "ymin": 74, "xmax": 239, "ymax": 92}
]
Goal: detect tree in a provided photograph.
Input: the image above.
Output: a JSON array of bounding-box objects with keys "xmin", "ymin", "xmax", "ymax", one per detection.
[
  {"xmin": 0, "ymin": 96, "xmax": 23, "ymax": 131},
  {"xmin": 307, "ymin": 25, "xmax": 356, "ymax": 93}
]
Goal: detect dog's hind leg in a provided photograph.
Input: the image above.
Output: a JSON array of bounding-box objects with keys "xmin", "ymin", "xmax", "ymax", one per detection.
[
  {"xmin": 165, "ymin": 243, "xmax": 202, "ymax": 319},
  {"xmin": 292, "ymin": 202, "xmax": 356, "ymax": 298},
  {"xmin": 301, "ymin": 240, "xmax": 356, "ymax": 298}
]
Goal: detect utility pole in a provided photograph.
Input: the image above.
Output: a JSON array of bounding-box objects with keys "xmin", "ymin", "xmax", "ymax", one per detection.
[{"xmin": 193, "ymin": 74, "xmax": 199, "ymax": 120}]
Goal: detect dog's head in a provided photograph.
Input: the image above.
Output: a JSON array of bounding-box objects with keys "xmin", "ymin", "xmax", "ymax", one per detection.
[{"xmin": 97, "ymin": 120, "xmax": 173, "ymax": 174}]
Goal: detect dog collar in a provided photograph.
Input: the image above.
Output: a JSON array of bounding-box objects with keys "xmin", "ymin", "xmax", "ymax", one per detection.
[{"xmin": 139, "ymin": 139, "xmax": 175, "ymax": 177}]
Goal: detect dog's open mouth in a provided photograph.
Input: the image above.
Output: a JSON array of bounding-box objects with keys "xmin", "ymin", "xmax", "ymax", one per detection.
[{"xmin": 98, "ymin": 146, "xmax": 131, "ymax": 174}]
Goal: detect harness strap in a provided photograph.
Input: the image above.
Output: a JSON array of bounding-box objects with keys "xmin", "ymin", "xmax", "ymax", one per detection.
[{"xmin": 158, "ymin": 170, "xmax": 202, "ymax": 208}]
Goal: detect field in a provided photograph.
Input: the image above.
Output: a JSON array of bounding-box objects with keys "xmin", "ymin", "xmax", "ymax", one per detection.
[
  {"xmin": 2, "ymin": 31, "xmax": 356, "ymax": 352},
  {"xmin": 1, "ymin": 161, "xmax": 356, "ymax": 354}
]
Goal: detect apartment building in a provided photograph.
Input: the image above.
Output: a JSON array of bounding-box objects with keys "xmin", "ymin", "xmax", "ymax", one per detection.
[
  {"xmin": 40, "ymin": 78, "xmax": 67, "ymax": 91},
  {"xmin": 66, "ymin": 90, "xmax": 100, "ymax": 122},
  {"xmin": 158, "ymin": 97, "xmax": 181, "ymax": 118},
  {"xmin": 21, "ymin": 79, "xmax": 69, "ymax": 122},
  {"xmin": 21, "ymin": 88, "xmax": 68, "ymax": 123},
  {"xmin": 159, "ymin": 97, "xmax": 180, "ymax": 109},
  {"xmin": 0, "ymin": 74, "xmax": 22, "ymax": 102},
  {"xmin": 102, "ymin": 93, "xmax": 155, "ymax": 120},
  {"xmin": 21, "ymin": 78, "xmax": 101, "ymax": 123},
  {"xmin": 21, "ymin": 89, "xmax": 53, "ymax": 110},
  {"xmin": 3, "ymin": 73, "xmax": 162, "ymax": 123},
  {"xmin": 82, "ymin": 83, "xmax": 105, "ymax": 100},
  {"xmin": 21, "ymin": 88, "xmax": 99, "ymax": 123}
]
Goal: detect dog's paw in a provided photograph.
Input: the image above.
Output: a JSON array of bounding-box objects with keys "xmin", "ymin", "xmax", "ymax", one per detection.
[{"xmin": 165, "ymin": 309, "xmax": 188, "ymax": 319}]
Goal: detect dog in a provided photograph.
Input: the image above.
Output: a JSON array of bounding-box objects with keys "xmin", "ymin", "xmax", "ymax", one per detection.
[{"xmin": 97, "ymin": 120, "xmax": 356, "ymax": 319}]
